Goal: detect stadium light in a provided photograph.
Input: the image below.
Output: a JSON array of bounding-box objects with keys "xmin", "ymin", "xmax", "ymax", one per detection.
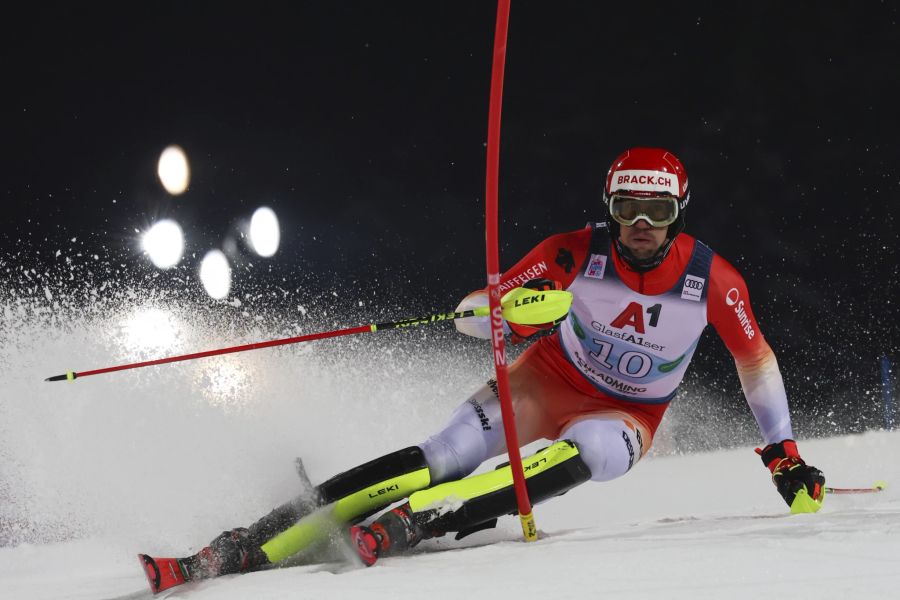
[
  {"xmin": 249, "ymin": 206, "xmax": 280, "ymax": 257},
  {"xmin": 157, "ymin": 145, "xmax": 190, "ymax": 195},
  {"xmin": 142, "ymin": 219, "xmax": 184, "ymax": 269},
  {"xmin": 199, "ymin": 249, "xmax": 232, "ymax": 300}
]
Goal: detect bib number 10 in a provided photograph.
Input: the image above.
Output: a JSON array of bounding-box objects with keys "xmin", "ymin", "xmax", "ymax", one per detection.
[{"xmin": 589, "ymin": 340, "xmax": 652, "ymax": 378}]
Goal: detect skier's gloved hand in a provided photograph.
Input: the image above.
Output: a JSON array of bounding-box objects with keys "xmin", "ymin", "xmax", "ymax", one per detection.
[
  {"xmin": 508, "ymin": 278, "xmax": 566, "ymax": 344},
  {"xmin": 756, "ymin": 439, "xmax": 826, "ymax": 513}
]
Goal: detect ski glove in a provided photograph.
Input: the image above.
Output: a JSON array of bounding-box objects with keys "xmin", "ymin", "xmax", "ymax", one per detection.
[
  {"xmin": 756, "ymin": 439, "xmax": 825, "ymax": 513},
  {"xmin": 508, "ymin": 278, "xmax": 567, "ymax": 344}
]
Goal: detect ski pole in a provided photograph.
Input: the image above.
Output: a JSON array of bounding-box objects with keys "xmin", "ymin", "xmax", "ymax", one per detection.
[
  {"xmin": 825, "ymin": 481, "xmax": 886, "ymax": 495},
  {"xmin": 44, "ymin": 287, "xmax": 572, "ymax": 382}
]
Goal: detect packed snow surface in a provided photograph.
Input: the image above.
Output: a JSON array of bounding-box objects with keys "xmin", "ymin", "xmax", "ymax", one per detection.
[
  {"xmin": 2, "ymin": 430, "xmax": 897, "ymax": 599},
  {"xmin": 1, "ymin": 283, "xmax": 897, "ymax": 599}
]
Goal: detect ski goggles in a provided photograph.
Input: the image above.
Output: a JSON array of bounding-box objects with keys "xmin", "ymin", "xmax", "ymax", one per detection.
[{"xmin": 608, "ymin": 194, "xmax": 680, "ymax": 227}]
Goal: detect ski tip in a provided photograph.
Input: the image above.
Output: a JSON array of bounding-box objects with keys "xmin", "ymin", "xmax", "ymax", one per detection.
[
  {"xmin": 874, "ymin": 480, "xmax": 888, "ymax": 491},
  {"xmin": 138, "ymin": 554, "xmax": 162, "ymax": 594},
  {"xmin": 138, "ymin": 553, "xmax": 188, "ymax": 594}
]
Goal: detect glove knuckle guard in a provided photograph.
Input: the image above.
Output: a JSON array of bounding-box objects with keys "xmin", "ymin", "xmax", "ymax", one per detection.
[
  {"xmin": 756, "ymin": 439, "xmax": 825, "ymax": 511},
  {"xmin": 508, "ymin": 278, "xmax": 566, "ymax": 343}
]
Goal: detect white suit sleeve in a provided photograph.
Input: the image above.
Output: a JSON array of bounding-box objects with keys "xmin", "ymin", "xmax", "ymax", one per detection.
[{"xmin": 454, "ymin": 291, "xmax": 492, "ymax": 339}]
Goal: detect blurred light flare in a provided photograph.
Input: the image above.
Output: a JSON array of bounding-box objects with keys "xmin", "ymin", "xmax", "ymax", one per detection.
[
  {"xmin": 249, "ymin": 207, "xmax": 280, "ymax": 257},
  {"xmin": 141, "ymin": 219, "xmax": 184, "ymax": 269},
  {"xmin": 120, "ymin": 308, "xmax": 180, "ymax": 355},
  {"xmin": 200, "ymin": 250, "xmax": 232, "ymax": 300},
  {"xmin": 193, "ymin": 355, "xmax": 253, "ymax": 413},
  {"xmin": 157, "ymin": 145, "xmax": 190, "ymax": 195}
]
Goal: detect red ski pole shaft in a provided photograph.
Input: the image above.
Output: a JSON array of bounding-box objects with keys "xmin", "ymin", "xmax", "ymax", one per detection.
[
  {"xmin": 484, "ymin": 0, "xmax": 536, "ymax": 542},
  {"xmin": 44, "ymin": 308, "xmax": 486, "ymax": 382},
  {"xmin": 45, "ymin": 325, "xmax": 373, "ymax": 382},
  {"xmin": 44, "ymin": 290, "xmax": 575, "ymax": 383}
]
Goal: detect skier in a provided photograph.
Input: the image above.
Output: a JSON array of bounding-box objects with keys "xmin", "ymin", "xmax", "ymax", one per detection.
[{"xmin": 141, "ymin": 147, "xmax": 826, "ymax": 589}]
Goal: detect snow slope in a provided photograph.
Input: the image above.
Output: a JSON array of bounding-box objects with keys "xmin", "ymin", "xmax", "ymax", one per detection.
[
  {"xmin": 1, "ymin": 285, "xmax": 897, "ymax": 599},
  {"xmin": 1, "ymin": 431, "xmax": 896, "ymax": 600}
]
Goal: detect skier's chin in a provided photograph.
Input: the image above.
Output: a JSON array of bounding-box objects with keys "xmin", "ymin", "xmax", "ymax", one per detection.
[{"xmin": 623, "ymin": 240, "xmax": 662, "ymax": 259}]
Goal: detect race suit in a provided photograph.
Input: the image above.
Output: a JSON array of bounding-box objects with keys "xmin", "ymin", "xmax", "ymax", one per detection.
[{"xmin": 419, "ymin": 223, "xmax": 793, "ymax": 484}]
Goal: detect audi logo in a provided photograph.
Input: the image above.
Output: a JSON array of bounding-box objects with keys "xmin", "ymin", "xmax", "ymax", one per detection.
[{"xmin": 684, "ymin": 279, "xmax": 704, "ymax": 290}]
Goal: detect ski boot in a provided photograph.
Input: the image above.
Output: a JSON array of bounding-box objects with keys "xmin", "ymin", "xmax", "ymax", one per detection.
[
  {"xmin": 183, "ymin": 528, "xmax": 270, "ymax": 578},
  {"xmin": 349, "ymin": 502, "xmax": 443, "ymax": 566},
  {"xmin": 138, "ymin": 528, "xmax": 270, "ymax": 594}
]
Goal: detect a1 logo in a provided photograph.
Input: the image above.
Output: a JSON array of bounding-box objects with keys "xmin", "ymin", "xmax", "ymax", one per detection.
[{"xmin": 610, "ymin": 302, "xmax": 662, "ymax": 333}]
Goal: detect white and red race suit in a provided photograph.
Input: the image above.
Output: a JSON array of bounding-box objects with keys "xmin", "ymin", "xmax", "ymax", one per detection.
[{"xmin": 419, "ymin": 224, "xmax": 792, "ymax": 484}]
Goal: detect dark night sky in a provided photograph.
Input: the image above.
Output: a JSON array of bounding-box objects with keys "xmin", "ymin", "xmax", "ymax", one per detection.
[{"xmin": 3, "ymin": 2, "xmax": 899, "ymax": 417}]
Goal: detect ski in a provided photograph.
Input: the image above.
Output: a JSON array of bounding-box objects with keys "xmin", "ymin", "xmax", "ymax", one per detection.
[{"xmin": 138, "ymin": 554, "xmax": 193, "ymax": 594}]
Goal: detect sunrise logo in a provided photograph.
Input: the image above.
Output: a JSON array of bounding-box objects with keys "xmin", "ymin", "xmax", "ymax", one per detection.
[{"xmin": 725, "ymin": 288, "xmax": 740, "ymax": 306}]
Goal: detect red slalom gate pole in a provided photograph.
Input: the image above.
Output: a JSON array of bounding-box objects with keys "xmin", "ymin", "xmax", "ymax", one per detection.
[{"xmin": 484, "ymin": 0, "xmax": 536, "ymax": 542}]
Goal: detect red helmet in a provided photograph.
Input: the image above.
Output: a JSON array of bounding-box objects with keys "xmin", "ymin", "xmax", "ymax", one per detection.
[
  {"xmin": 602, "ymin": 147, "xmax": 690, "ymax": 271},
  {"xmin": 603, "ymin": 147, "xmax": 689, "ymax": 206}
]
